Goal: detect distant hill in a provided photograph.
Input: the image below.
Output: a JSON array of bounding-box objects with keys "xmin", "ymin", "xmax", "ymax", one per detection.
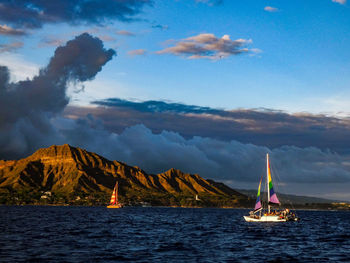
[
  {"xmin": 0, "ymin": 144, "xmax": 249, "ymax": 207},
  {"xmin": 236, "ymin": 189, "xmax": 340, "ymax": 205}
]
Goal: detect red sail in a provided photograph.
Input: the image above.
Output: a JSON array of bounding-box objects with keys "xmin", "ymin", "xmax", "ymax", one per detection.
[{"xmin": 110, "ymin": 182, "xmax": 119, "ymax": 205}]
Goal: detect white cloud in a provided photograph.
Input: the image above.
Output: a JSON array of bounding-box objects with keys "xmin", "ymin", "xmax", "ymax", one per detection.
[
  {"xmin": 157, "ymin": 33, "xmax": 254, "ymax": 60},
  {"xmin": 264, "ymin": 6, "xmax": 279, "ymax": 12}
]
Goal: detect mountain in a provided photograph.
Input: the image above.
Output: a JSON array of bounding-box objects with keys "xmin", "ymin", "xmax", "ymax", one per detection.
[{"xmin": 0, "ymin": 144, "xmax": 249, "ymax": 207}]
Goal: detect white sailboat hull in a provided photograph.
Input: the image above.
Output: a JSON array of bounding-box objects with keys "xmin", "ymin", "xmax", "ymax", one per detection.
[{"xmin": 243, "ymin": 215, "xmax": 287, "ymax": 222}]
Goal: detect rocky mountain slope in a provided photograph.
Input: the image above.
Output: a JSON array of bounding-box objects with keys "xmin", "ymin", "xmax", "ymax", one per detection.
[{"xmin": 0, "ymin": 144, "xmax": 248, "ymax": 206}]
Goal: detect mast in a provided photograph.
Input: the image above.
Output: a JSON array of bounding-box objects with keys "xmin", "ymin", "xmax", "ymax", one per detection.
[
  {"xmin": 267, "ymin": 153, "xmax": 270, "ymax": 213},
  {"xmin": 115, "ymin": 182, "xmax": 119, "ymax": 205}
]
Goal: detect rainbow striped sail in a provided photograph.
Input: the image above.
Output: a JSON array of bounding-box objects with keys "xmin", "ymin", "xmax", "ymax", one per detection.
[
  {"xmin": 267, "ymin": 155, "xmax": 280, "ymax": 204},
  {"xmin": 254, "ymin": 177, "xmax": 262, "ymax": 211}
]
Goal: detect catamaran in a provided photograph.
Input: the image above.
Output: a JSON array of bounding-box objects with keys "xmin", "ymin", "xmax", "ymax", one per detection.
[
  {"xmin": 107, "ymin": 181, "xmax": 123, "ymax": 208},
  {"xmin": 243, "ymin": 153, "xmax": 298, "ymax": 222}
]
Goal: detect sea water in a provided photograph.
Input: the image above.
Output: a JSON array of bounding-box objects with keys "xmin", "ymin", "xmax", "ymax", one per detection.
[{"xmin": 1, "ymin": 206, "xmax": 349, "ymax": 262}]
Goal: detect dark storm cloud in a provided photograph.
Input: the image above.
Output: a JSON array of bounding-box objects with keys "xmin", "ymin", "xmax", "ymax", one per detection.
[
  {"xmin": 0, "ymin": 0, "xmax": 152, "ymax": 29},
  {"xmin": 0, "ymin": 33, "xmax": 115, "ymax": 158},
  {"xmin": 76, "ymin": 98, "xmax": 350, "ymax": 154}
]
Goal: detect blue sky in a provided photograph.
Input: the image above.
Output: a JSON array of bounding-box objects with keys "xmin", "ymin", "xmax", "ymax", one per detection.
[
  {"xmin": 1, "ymin": 0, "xmax": 350, "ymax": 200},
  {"xmin": 1, "ymin": 0, "xmax": 350, "ymax": 113}
]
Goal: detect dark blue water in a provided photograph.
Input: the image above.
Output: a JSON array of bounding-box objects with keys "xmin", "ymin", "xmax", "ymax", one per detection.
[{"xmin": 1, "ymin": 207, "xmax": 349, "ymax": 263}]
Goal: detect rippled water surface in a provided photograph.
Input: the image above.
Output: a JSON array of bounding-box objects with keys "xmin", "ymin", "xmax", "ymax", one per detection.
[{"xmin": 1, "ymin": 206, "xmax": 350, "ymax": 262}]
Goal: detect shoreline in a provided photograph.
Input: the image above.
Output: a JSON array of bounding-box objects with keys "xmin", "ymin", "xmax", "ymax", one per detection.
[{"xmin": 1, "ymin": 204, "xmax": 349, "ymax": 211}]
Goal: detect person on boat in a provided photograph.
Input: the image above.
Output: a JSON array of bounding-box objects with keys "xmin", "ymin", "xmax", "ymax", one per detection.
[
  {"xmin": 249, "ymin": 211, "xmax": 260, "ymax": 219},
  {"xmin": 280, "ymin": 208, "xmax": 290, "ymax": 218},
  {"xmin": 281, "ymin": 209, "xmax": 286, "ymax": 217}
]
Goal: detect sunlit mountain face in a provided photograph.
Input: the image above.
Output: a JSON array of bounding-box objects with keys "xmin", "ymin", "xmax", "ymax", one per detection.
[{"xmin": 0, "ymin": 0, "xmax": 350, "ymax": 200}]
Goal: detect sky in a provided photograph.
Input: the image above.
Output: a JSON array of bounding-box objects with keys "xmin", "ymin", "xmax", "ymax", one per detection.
[{"xmin": 1, "ymin": 0, "xmax": 350, "ymax": 200}]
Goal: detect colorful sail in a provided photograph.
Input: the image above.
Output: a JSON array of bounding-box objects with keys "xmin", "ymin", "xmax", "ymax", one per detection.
[
  {"xmin": 267, "ymin": 157, "xmax": 280, "ymax": 204},
  {"xmin": 254, "ymin": 177, "xmax": 262, "ymax": 211},
  {"xmin": 110, "ymin": 182, "xmax": 119, "ymax": 205}
]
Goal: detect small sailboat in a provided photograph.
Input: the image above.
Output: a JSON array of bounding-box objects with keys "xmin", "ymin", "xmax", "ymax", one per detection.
[
  {"xmin": 107, "ymin": 181, "xmax": 123, "ymax": 208},
  {"xmin": 243, "ymin": 153, "xmax": 298, "ymax": 222}
]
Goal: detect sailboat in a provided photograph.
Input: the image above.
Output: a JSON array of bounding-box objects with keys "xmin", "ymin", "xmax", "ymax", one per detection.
[
  {"xmin": 107, "ymin": 181, "xmax": 123, "ymax": 208},
  {"xmin": 243, "ymin": 153, "xmax": 298, "ymax": 222}
]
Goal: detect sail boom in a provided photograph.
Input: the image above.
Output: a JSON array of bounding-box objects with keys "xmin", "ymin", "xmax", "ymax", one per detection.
[{"xmin": 254, "ymin": 207, "xmax": 263, "ymax": 213}]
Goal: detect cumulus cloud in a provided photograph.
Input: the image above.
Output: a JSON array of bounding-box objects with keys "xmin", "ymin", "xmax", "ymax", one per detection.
[
  {"xmin": 157, "ymin": 33, "xmax": 254, "ymax": 59},
  {"xmin": 332, "ymin": 0, "xmax": 347, "ymax": 4},
  {"xmin": 0, "ymin": 41, "xmax": 23, "ymax": 53},
  {"xmin": 264, "ymin": 6, "xmax": 279, "ymax": 12},
  {"xmin": 0, "ymin": 25, "xmax": 26, "ymax": 36},
  {"xmin": 0, "ymin": 0, "xmax": 152, "ymax": 30},
  {"xmin": 127, "ymin": 49, "xmax": 147, "ymax": 56},
  {"xmin": 0, "ymin": 33, "xmax": 115, "ymax": 158}
]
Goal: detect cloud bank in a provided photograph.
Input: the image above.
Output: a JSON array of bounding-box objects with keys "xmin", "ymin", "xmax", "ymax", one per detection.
[
  {"xmin": 74, "ymin": 98, "xmax": 350, "ymax": 154},
  {"xmin": 157, "ymin": 33, "xmax": 254, "ymax": 60},
  {"xmin": 56, "ymin": 121, "xmax": 350, "ymax": 199}
]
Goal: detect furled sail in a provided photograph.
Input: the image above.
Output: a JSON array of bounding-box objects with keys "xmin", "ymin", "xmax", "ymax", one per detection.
[
  {"xmin": 267, "ymin": 157, "xmax": 280, "ymax": 204},
  {"xmin": 254, "ymin": 177, "xmax": 263, "ymax": 212}
]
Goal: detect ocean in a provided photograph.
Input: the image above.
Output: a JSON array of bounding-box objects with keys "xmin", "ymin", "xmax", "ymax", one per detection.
[{"xmin": 1, "ymin": 206, "xmax": 349, "ymax": 262}]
